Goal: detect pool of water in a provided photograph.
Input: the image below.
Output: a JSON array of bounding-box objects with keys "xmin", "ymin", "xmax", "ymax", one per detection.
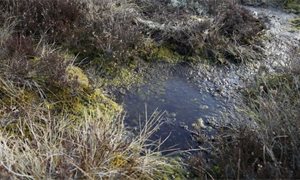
[{"xmin": 119, "ymin": 66, "xmax": 225, "ymax": 152}]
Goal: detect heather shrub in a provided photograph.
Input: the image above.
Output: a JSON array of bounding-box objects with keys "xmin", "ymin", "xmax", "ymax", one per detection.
[
  {"xmin": 0, "ymin": 0, "xmax": 143, "ymax": 65},
  {"xmin": 135, "ymin": 0, "xmax": 264, "ymax": 63},
  {"xmin": 190, "ymin": 126, "xmax": 269, "ymax": 179},
  {"xmin": 71, "ymin": 0, "xmax": 143, "ymax": 64},
  {"xmin": 193, "ymin": 0, "xmax": 240, "ymax": 15},
  {"xmin": 1, "ymin": 35, "xmax": 71, "ymax": 91},
  {"xmin": 203, "ymin": 2, "xmax": 265, "ymax": 63},
  {"xmin": 0, "ymin": 0, "xmax": 86, "ymax": 43},
  {"xmin": 214, "ymin": 4, "xmax": 263, "ymax": 44}
]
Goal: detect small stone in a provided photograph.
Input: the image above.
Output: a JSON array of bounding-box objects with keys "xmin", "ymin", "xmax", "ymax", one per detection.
[
  {"xmin": 192, "ymin": 118, "xmax": 206, "ymax": 130},
  {"xmin": 119, "ymin": 88, "xmax": 126, "ymax": 95},
  {"xmin": 179, "ymin": 122, "xmax": 188, "ymax": 130},
  {"xmin": 169, "ymin": 112, "xmax": 176, "ymax": 118},
  {"xmin": 199, "ymin": 105, "xmax": 209, "ymax": 110},
  {"xmin": 212, "ymin": 92, "xmax": 219, "ymax": 97}
]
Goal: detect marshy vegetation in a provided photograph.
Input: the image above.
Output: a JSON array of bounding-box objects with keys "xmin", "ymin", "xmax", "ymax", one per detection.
[
  {"xmin": 0, "ymin": 0, "xmax": 299, "ymax": 179},
  {"xmin": 190, "ymin": 69, "xmax": 300, "ymax": 179}
]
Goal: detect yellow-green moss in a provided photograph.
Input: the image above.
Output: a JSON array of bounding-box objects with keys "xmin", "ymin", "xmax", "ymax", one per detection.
[
  {"xmin": 0, "ymin": 65, "xmax": 122, "ymax": 125},
  {"xmin": 88, "ymin": 88, "xmax": 122, "ymax": 116},
  {"xmin": 66, "ymin": 65, "xmax": 90, "ymax": 90},
  {"xmin": 98, "ymin": 62, "xmax": 143, "ymax": 88},
  {"xmin": 139, "ymin": 39, "xmax": 183, "ymax": 63},
  {"xmin": 160, "ymin": 157, "xmax": 188, "ymax": 179},
  {"xmin": 154, "ymin": 46, "xmax": 182, "ymax": 63},
  {"xmin": 50, "ymin": 66, "xmax": 121, "ymax": 118},
  {"xmin": 48, "ymin": 86, "xmax": 122, "ymax": 121},
  {"xmin": 110, "ymin": 154, "xmax": 127, "ymax": 168},
  {"xmin": 113, "ymin": 68, "xmax": 141, "ymax": 87}
]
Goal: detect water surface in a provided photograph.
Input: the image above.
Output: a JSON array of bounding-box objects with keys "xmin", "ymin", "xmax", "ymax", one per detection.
[{"xmin": 120, "ymin": 66, "xmax": 224, "ymax": 151}]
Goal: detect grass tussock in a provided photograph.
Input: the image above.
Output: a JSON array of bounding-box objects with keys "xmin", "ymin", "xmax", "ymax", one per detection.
[{"xmin": 0, "ymin": 106, "xmax": 181, "ymax": 179}]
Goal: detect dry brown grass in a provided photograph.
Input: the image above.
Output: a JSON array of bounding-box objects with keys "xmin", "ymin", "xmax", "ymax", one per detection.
[{"xmin": 0, "ymin": 104, "xmax": 180, "ymax": 179}]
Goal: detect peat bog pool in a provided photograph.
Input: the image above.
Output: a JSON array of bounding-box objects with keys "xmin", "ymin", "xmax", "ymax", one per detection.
[{"xmin": 117, "ymin": 64, "xmax": 227, "ymax": 152}]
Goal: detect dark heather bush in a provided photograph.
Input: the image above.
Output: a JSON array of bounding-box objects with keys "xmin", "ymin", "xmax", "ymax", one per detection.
[
  {"xmin": 1, "ymin": 35, "xmax": 70, "ymax": 92},
  {"xmin": 34, "ymin": 53, "xmax": 69, "ymax": 88},
  {"xmin": 5, "ymin": 36, "xmax": 36, "ymax": 57},
  {"xmin": 214, "ymin": 2, "xmax": 264, "ymax": 44},
  {"xmin": 202, "ymin": 2, "xmax": 264, "ymax": 63},
  {"xmin": 68, "ymin": 0, "xmax": 143, "ymax": 64},
  {"xmin": 135, "ymin": 0, "xmax": 264, "ymax": 61},
  {"xmin": 0, "ymin": 0, "xmax": 143, "ymax": 65},
  {"xmin": 190, "ymin": 127, "xmax": 269, "ymax": 179},
  {"xmin": 0, "ymin": 0, "xmax": 86, "ymax": 43},
  {"xmin": 134, "ymin": 0, "xmax": 212, "ymax": 56},
  {"xmin": 191, "ymin": 124, "xmax": 300, "ymax": 179},
  {"xmin": 3, "ymin": 36, "xmax": 37, "ymax": 84}
]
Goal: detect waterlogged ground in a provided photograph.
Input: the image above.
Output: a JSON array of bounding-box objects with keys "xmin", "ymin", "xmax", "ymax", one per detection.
[
  {"xmin": 118, "ymin": 64, "xmax": 226, "ymax": 152},
  {"xmin": 117, "ymin": 6, "xmax": 299, "ymax": 153}
]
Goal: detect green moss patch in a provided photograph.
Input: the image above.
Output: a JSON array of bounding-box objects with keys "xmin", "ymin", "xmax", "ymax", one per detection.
[{"xmin": 139, "ymin": 39, "xmax": 184, "ymax": 63}]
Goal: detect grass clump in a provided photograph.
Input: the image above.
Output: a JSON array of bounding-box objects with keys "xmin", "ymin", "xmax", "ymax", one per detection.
[{"xmin": 0, "ymin": 106, "xmax": 181, "ymax": 179}]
